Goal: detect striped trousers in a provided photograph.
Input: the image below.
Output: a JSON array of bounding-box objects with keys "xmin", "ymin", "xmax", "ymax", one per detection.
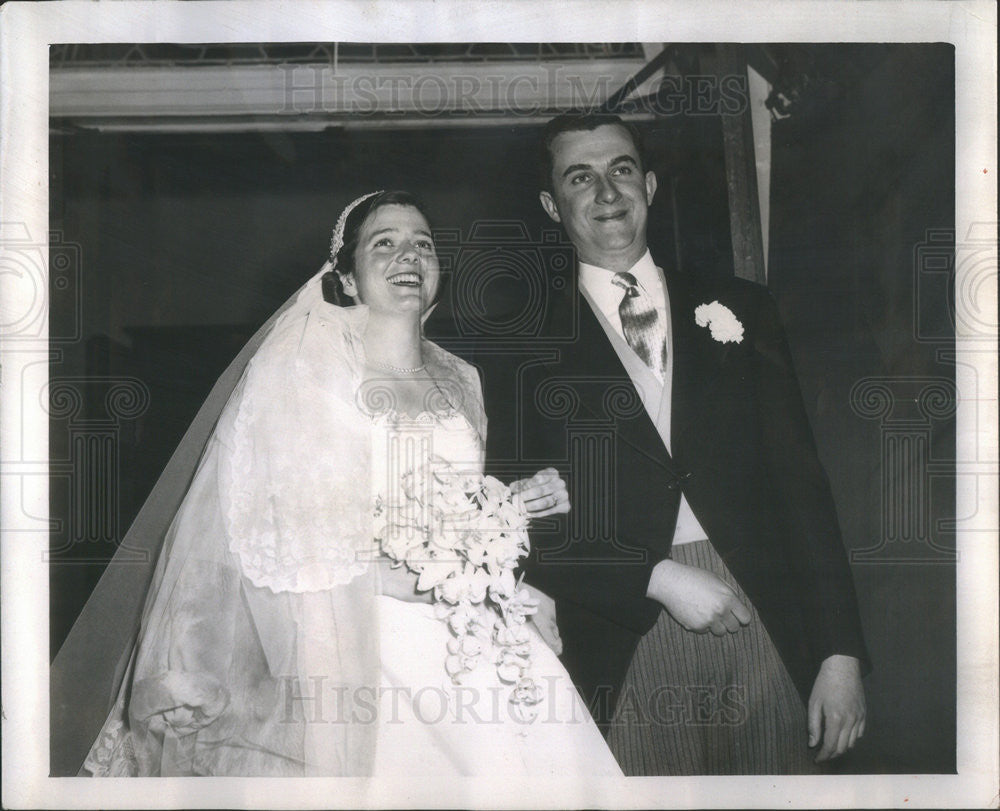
[{"xmin": 606, "ymin": 539, "xmax": 820, "ymax": 775}]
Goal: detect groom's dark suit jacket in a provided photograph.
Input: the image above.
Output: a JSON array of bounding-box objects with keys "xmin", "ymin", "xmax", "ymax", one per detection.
[{"xmin": 473, "ymin": 261, "xmax": 870, "ymax": 726}]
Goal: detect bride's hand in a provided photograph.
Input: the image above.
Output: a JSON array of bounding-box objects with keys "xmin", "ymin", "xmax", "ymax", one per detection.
[
  {"xmin": 376, "ymin": 556, "xmax": 433, "ymax": 603},
  {"xmin": 524, "ymin": 583, "xmax": 563, "ymax": 656},
  {"xmin": 510, "ymin": 468, "xmax": 570, "ymax": 518}
]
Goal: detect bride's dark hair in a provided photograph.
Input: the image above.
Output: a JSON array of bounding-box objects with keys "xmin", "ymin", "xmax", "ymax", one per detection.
[{"xmin": 322, "ymin": 190, "xmax": 433, "ymax": 306}]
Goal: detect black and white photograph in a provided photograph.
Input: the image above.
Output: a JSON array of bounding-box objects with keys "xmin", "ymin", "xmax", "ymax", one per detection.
[{"xmin": 1, "ymin": 1, "xmax": 996, "ymax": 808}]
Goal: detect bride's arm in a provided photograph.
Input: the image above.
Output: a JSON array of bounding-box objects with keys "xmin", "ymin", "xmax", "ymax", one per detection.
[
  {"xmin": 375, "ymin": 555, "xmax": 433, "ymax": 603},
  {"xmin": 522, "ymin": 582, "xmax": 563, "ymax": 656}
]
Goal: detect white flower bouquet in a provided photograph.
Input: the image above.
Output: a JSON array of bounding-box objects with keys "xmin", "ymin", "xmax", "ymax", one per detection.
[{"xmin": 373, "ymin": 462, "xmax": 544, "ymax": 721}]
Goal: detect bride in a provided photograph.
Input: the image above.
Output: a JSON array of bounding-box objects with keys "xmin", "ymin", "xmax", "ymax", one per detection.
[{"xmin": 73, "ymin": 191, "xmax": 622, "ymax": 777}]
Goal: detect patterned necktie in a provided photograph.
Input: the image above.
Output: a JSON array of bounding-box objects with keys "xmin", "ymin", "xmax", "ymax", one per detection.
[{"xmin": 612, "ymin": 271, "xmax": 666, "ymax": 383}]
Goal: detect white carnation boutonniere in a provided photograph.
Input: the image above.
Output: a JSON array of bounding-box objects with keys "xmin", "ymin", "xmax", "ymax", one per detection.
[{"xmin": 694, "ymin": 301, "xmax": 744, "ymax": 344}]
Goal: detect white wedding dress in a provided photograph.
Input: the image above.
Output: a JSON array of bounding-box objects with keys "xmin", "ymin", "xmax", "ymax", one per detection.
[
  {"xmin": 370, "ymin": 409, "xmax": 622, "ymax": 777},
  {"xmin": 80, "ymin": 301, "xmax": 620, "ymax": 778}
]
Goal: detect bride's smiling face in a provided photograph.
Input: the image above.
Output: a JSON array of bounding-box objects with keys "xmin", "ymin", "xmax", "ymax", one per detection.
[{"xmin": 342, "ymin": 204, "xmax": 440, "ymax": 315}]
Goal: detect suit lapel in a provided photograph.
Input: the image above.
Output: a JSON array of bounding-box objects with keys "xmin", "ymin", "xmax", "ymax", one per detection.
[
  {"xmin": 540, "ymin": 268, "xmax": 737, "ymax": 477},
  {"xmin": 666, "ymin": 270, "xmax": 734, "ymax": 465}
]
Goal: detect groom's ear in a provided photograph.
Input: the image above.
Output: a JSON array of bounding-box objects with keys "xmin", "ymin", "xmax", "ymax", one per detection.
[{"xmin": 539, "ymin": 190, "xmax": 561, "ymax": 224}]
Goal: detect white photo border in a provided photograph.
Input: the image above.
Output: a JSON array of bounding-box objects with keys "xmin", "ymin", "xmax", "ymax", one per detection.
[{"xmin": 1, "ymin": 1, "xmax": 996, "ymax": 808}]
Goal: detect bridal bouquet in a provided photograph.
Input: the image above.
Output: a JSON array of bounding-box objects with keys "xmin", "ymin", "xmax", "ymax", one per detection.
[{"xmin": 373, "ymin": 462, "xmax": 544, "ymax": 722}]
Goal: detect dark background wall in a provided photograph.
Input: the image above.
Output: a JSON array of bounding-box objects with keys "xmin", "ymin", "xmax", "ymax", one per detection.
[
  {"xmin": 767, "ymin": 44, "xmax": 956, "ymax": 773},
  {"xmin": 49, "ymin": 44, "xmax": 954, "ymax": 774}
]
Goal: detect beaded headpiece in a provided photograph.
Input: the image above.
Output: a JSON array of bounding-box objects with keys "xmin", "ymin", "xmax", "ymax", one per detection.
[{"xmin": 329, "ymin": 190, "xmax": 384, "ymax": 269}]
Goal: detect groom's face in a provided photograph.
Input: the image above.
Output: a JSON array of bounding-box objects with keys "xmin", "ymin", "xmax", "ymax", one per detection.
[{"xmin": 539, "ymin": 124, "xmax": 657, "ymax": 272}]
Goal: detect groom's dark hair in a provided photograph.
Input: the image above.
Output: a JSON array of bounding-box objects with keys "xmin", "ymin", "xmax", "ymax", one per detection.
[{"xmin": 539, "ymin": 112, "xmax": 648, "ymax": 193}]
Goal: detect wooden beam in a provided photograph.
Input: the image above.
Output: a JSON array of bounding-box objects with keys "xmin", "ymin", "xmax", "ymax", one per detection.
[
  {"xmin": 712, "ymin": 45, "xmax": 767, "ymax": 286},
  {"xmin": 50, "ymin": 60, "xmax": 646, "ymax": 122}
]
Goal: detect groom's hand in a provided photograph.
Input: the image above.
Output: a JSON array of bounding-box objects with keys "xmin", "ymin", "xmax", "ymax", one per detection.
[
  {"xmin": 808, "ymin": 654, "xmax": 866, "ymax": 762},
  {"xmin": 646, "ymin": 558, "xmax": 752, "ymax": 635}
]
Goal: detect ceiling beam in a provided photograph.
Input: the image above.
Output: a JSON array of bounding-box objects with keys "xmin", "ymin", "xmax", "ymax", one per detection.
[{"xmin": 50, "ymin": 60, "xmax": 647, "ymax": 129}]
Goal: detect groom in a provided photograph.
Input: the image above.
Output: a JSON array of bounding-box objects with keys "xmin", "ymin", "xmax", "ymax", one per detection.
[{"xmin": 480, "ymin": 112, "xmax": 870, "ymax": 774}]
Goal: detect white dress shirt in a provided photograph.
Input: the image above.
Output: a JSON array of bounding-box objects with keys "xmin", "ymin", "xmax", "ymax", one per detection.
[{"xmin": 578, "ymin": 250, "xmax": 708, "ymax": 546}]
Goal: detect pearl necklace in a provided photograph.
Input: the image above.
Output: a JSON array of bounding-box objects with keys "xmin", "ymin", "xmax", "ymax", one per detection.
[{"xmin": 368, "ymin": 358, "xmax": 426, "ymax": 375}]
